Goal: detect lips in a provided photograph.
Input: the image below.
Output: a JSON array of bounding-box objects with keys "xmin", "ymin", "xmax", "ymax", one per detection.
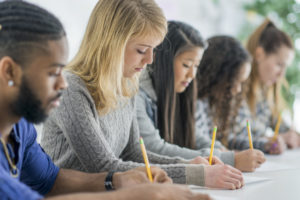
[
  {"xmin": 135, "ymin": 67, "xmax": 144, "ymax": 72},
  {"xmin": 50, "ymin": 97, "xmax": 61, "ymax": 108},
  {"xmin": 181, "ymin": 81, "xmax": 190, "ymax": 87}
]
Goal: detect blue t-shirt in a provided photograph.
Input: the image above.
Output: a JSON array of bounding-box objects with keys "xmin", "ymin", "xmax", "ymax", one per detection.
[{"xmin": 0, "ymin": 118, "xmax": 59, "ymax": 200}]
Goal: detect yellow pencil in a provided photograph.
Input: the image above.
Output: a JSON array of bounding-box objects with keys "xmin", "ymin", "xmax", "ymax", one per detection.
[
  {"xmin": 209, "ymin": 126, "xmax": 217, "ymax": 165},
  {"xmin": 247, "ymin": 120, "xmax": 253, "ymax": 149},
  {"xmin": 139, "ymin": 137, "xmax": 153, "ymax": 182},
  {"xmin": 273, "ymin": 113, "xmax": 282, "ymax": 141}
]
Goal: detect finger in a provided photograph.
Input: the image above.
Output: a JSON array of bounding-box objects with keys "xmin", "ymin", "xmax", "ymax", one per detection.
[
  {"xmin": 255, "ymin": 149, "xmax": 265, "ymax": 157},
  {"xmin": 212, "ymin": 156, "xmax": 224, "ymax": 165},
  {"xmin": 224, "ymin": 176, "xmax": 242, "ymax": 189},
  {"xmin": 220, "ymin": 181, "xmax": 236, "ymax": 190},
  {"xmin": 255, "ymin": 162, "xmax": 261, "ymax": 169},
  {"xmin": 202, "ymin": 158, "xmax": 210, "ymax": 165},
  {"xmin": 195, "ymin": 157, "xmax": 209, "ymax": 165},
  {"xmin": 227, "ymin": 170, "xmax": 244, "ymax": 183},
  {"xmin": 152, "ymin": 170, "xmax": 169, "ymax": 183},
  {"xmin": 155, "ymin": 175, "xmax": 172, "ymax": 184},
  {"xmin": 256, "ymin": 154, "xmax": 266, "ymax": 164},
  {"xmin": 226, "ymin": 165, "xmax": 243, "ymax": 176},
  {"xmin": 192, "ymin": 193, "xmax": 212, "ymax": 200}
]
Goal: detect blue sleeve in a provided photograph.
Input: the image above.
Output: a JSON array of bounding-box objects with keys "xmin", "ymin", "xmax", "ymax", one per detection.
[
  {"xmin": 0, "ymin": 168, "xmax": 42, "ymax": 200},
  {"xmin": 20, "ymin": 121, "xmax": 59, "ymax": 196}
]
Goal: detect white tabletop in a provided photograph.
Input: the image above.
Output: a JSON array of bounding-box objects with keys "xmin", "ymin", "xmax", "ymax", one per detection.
[{"xmin": 191, "ymin": 149, "xmax": 300, "ymax": 200}]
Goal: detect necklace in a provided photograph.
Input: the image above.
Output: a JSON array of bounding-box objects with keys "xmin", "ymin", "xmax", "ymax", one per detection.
[{"xmin": 0, "ymin": 137, "xmax": 19, "ymax": 178}]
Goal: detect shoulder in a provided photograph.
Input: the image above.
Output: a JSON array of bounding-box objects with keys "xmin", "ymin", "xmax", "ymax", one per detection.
[
  {"xmin": 62, "ymin": 70, "xmax": 94, "ymax": 103},
  {"xmin": 138, "ymin": 69, "xmax": 157, "ymax": 102},
  {"xmin": 14, "ymin": 118, "xmax": 37, "ymax": 147},
  {"xmin": 196, "ymin": 98, "xmax": 210, "ymax": 112},
  {"xmin": 63, "ymin": 71, "xmax": 87, "ymax": 91}
]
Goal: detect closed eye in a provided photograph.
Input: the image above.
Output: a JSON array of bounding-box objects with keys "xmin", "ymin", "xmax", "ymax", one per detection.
[
  {"xmin": 183, "ymin": 63, "xmax": 190, "ymax": 68},
  {"xmin": 137, "ymin": 49, "xmax": 146, "ymax": 54}
]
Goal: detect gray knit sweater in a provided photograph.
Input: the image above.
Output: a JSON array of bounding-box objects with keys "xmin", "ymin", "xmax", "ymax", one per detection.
[
  {"xmin": 41, "ymin": 71, "xmax": 205, "ymax": 186},
  {"xmin": 137, "ymin": 70, "xmax": 234, "ymax": 166}
]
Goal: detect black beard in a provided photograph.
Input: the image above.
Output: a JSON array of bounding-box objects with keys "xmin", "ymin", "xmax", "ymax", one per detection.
[{"xmin": 10, "ymin": 76, "xmax": 48, "ymax": 124}]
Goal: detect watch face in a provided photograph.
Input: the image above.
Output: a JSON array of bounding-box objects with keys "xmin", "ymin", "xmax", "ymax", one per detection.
[{"xmin": 105, "ymin": 172, "xmax": 115, "ymax": 191}]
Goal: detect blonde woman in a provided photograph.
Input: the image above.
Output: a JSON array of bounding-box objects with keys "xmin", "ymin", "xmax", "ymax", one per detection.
[
  {"xmin": 41, "ymin": 0, "xmax": 243, "ymax": 190},
  {"xmin": 231, "ymin": 19, "xmax": 299, "ymax": 154}
]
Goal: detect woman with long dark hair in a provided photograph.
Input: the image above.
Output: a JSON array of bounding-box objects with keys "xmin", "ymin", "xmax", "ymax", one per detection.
[
  {"xmin": 196, "ymin": 36, "xmax": 266, "ymax": 172},
  {"xmin": 137, "ymin": 21, "xmax": 245, "ymax": 187}
]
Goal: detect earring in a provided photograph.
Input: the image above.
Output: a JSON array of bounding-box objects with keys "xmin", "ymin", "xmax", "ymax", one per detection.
[{"xmin": 8, "ymin": 80, "xmax": 14, "ymax": 87}]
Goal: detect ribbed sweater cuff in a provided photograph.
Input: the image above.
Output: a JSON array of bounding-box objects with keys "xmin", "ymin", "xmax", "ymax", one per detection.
[
  {"xmin": 186, "ymin": 164, "xmax": 205, "ymax": 186},
  {"xmin": 220, "ymin": 151, "xmax": 235, "ymax": 166}
]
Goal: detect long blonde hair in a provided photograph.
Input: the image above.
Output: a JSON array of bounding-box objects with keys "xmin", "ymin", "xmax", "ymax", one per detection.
[
  {"xmin": 246, "ymin": 18, "xmax": 294, "ymax": 119},
  {"xmin": 66, "ymin": 0, "xmax": 167, "ymax": 115}
]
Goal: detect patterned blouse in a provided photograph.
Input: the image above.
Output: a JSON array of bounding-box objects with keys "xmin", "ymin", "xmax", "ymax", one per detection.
[
  {"xmin": 228, "ymin": 98, "xmax": 289, "ymax": 152},
  {"xmin": 196, "ymin": 97, "xmax": 289, "ymax": 152}
]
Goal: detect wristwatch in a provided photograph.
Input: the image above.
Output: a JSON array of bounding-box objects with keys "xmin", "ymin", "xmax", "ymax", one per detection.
[{"xmin": 104, "ymin": 171, "xmax": 115, "ymax": 191}]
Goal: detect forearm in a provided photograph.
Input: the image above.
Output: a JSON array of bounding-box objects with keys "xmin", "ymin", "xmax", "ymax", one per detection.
[
  {"xmin": 144, "ymin": 133, "xmax": 202, "ymax": 160},
  {"xmin": 45, "ymin": 190, "xmax": 137, "ymax": 200},
  {"xmin": 45, "ymin": 192, "xmax": 117, "ymax": 200},
  {"xmin": 195, "ymin": 131, "xmax": 225, "ymax": 150},
  {"xmin": 228, "ymin": 134, "xmax": 268, "ymax": 152},
  {"xmin": 46, "ymin": 169, "xmax": 109, "ymax": 196}
]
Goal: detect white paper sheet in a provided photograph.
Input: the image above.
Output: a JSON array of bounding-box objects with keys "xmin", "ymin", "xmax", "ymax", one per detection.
[
  {"xmin": 255, "ymin": 161, "xmax": 296, "ymax": 172},
  {"xmin": 243, "ymin": 175, "xmax": 270, "ymax": 185}
]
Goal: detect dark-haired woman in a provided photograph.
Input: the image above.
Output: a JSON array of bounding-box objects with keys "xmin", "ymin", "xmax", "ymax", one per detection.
[
  {"xmin": 137, "ymin": 21, "xmax": 245, "ymax": 189},
  {"xmin": 196, "ymin": 35, "xmax": 266, "ymax": 172}
]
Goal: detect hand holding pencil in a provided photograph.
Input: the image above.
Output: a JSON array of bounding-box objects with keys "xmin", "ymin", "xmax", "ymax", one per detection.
[
  {"xmin": 265, "ymin": 112, "xmax": 286, "ymax": 154},
  {"xmin": 140, "ymin": 137, "xmax": 153, "ymax": 182},
  {"xmin": 234, "ymin": 120, "xmax": 266, "ymax": 172}
]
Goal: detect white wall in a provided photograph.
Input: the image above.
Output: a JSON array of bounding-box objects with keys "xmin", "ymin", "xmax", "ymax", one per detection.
[
  {"xmin": 28, "ymin": 0, "xmax": 248, "ymax": 60},
  {"xmin": 28, "ymin": 0, "xmax": 97, "ymax": 61},
  {"xmin": 25, "ymin": 0, "xmax": 300, "ymax": 135}
]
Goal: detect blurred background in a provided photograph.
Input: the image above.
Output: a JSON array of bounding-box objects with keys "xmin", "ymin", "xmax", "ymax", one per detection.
[{"xmin": 26, "ymin": 0, "xmax": 300, "ymax": 131}]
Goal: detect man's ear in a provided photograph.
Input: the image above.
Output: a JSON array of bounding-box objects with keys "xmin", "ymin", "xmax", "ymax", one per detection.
[{"xmin": 0, "ymin": 56, "xmax": 23, "ymax": 87}]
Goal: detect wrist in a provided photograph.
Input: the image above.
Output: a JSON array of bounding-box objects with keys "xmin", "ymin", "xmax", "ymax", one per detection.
[
  {"xmin": 105, "ymin": 171, "xmax": 116, "ymax": 191},
  {"xmin": 112, "ymin": 172, "xmax": 122, "ymax": 190}
]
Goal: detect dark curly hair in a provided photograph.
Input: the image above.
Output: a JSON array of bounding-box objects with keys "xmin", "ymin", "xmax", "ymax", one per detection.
[
  {"xmin": 197, "ymin": 36, "xmax": 251, "ymax": 147},
  {"xmin": 149, "ymin": 20, "xmax": 206, "ymax": 149}
]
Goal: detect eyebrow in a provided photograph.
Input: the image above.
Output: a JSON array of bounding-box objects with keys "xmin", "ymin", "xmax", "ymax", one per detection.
[
  {"xmin": 49, "ymin": 63, "xmax": 66, "ymax": 68},
  {"xmin": 137, "ymin": 44, "xmax": 153, "ymax": 48},
  {"xmin": 183, "ymin": 58, "xmax": 200, "ymax": 63}
]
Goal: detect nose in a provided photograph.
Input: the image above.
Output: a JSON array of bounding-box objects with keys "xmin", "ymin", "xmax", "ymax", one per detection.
[
  {"xmin": 187, "ymin": 66, "xmax": 197, "ymax": 79},
  {"xmin": 143, "ymin": 49, "xmax": 154, "ymax": 65},
  {"xmin": 55, "ymin": 74, "xmax": 68, "ymax": 91}
]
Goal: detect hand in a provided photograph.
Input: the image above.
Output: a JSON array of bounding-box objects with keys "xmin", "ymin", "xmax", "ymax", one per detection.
[
  {"xmin": 234, "ymin": 149, "xmax": 266, "ymax": 172},
  {"xmin": 204, "ymin": 156, "xmax": 224, "ymax": 165},
  {"xmin": 113, "ymin": 166, "xmax": 172, "ymax": 189},
  {"xmin": 135, "ymin": 166, "xmax": 172, "ymax": 184},
  {"xmin": 265, "ymin": 136, "xmax": 286, "ymax": 154},
  {"xmin": 204, "ymin": 164, "xmax": 244, "ymax": 190},
  {"xmin": 189, "ymin": 156, "xmax": 209, "ymax": 165},
  {"xmin": 281, "ymin": 130, "xmax": 299, "ymax": 149},
  {"xmin": 117, "ymin": 184, "xmax": 212, "ymax": 200}
]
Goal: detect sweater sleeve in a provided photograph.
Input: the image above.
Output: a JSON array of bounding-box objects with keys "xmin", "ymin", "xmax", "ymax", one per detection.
[
  {"xmin": 120, "ymin": 97, "xmax": 206, "ymax": 185},
  {"xmin": 136, "ymin": 91, "xmax": 208, "ymax": 159}
]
